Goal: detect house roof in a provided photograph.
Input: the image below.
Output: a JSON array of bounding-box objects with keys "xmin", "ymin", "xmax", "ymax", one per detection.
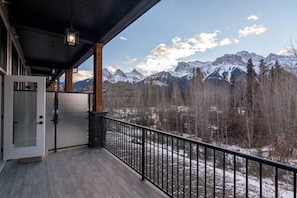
[{"xmin": 6, "ymin": 0, "xmax": 160, "ymax": 78}]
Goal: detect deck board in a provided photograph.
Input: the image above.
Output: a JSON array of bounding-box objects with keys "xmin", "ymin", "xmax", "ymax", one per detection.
[{"xmin": 0, "ymin": 148, "xmax": 168, "ymax": 198}]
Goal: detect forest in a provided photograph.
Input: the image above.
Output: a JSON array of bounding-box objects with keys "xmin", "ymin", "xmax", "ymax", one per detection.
[{"xmin": 103, "ymin": 58, "xmax": 297, "ymax": 163}]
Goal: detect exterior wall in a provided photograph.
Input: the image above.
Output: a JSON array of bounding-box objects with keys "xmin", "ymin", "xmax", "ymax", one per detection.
[{"xmin": 0, "ymin": 4, "xmax": 29, "ymax": 160}]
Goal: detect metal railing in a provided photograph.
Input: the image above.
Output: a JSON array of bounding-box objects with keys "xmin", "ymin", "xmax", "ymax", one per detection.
[{"xmin": 103, "ymin": 116, "xmax": 297, "ymax": 197}]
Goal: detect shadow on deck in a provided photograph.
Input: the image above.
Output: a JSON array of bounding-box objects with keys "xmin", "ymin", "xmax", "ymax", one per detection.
[{"xmin": 0, "ymin": 148, "xmax": 167, "ymax": 198}]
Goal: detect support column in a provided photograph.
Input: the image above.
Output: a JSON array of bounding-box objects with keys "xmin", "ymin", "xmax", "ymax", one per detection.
[
  {"xmin": 93, "ymin": 43, "xmax": 103, "ymax": 112},
  {"xmin": 64, "ymin": 68, "xmax": 73, "ymax": 92}
]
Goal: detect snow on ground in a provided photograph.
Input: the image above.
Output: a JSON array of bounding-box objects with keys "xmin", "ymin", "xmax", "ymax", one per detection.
[{"xmin": 105, "ymin": 128, "xmax": 296, "ymax": 197}]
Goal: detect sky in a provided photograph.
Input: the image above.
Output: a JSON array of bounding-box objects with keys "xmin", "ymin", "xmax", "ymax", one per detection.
[{"xmin": 75, "ymin": 0, "xmax": 297, "ymax": 82}]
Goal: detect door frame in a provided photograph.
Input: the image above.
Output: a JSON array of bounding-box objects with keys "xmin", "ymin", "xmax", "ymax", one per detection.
[
  {"xmin": 0, "ymin": 75, "xmax": 2, "ymax": 160},
  {"xmin": 3, "ymin": 75, "xmax": 46, "ymax": 160}
]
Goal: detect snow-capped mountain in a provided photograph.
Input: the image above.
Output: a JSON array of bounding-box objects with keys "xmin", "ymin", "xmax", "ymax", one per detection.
[
  {"xmin": 74, "ymin": 51, "xmax": 297, "ymax": 91},
  {"xmin": 103, "ymin": 68, "xmax": 112, "ymax": 81},
  {"xmin": 103, "ymin": 68, "xmax": 145, "ymax": 83},
  {"xmin": 126, "ymin": 69, "xmax": 145, "ymax": 83},
  {"xmin": 169, "ymin": 51, "xmax": 297, "ymax": 83},
  {"xmin": 142, "ymin": 71, "xmax": 179, "ymax": 87}
]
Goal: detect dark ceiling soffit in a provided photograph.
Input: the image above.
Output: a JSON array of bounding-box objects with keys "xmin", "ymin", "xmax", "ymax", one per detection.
[
  {"xmin": 25, "ymin": 59, "xmax": 69, "ymax": 69},
  {"xmin": 72, "ymin": 48, "xmax": 93, "ymax": 69},
  {"xmin": 99, "ymin": 0, "xmax": 160, "ymax": 44},
  {"xmin": 14, "ymin": 25, "xmax": 93, "ymax": 45},
  {"xmin": 71, "ymin": 0, "xmax": 160, "ymax": 70}
]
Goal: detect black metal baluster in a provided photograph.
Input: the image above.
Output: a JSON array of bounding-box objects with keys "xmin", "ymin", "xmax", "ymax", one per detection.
[
  {"xmin": 189, "ymin": 142, "xmax": 192, "ymax": 198},
  {"xmin": 153, "ymin": 132, "xmax": 156, "ymax": 184},
  {"xmin": 127, "ymin": 125, "xmax": 131, "ymax": 167},
  {"xmin": 213, "ymin": 150, "xmax": 216, "ymax": 197},
  {"xmin": 183, "ymin": 141, "xmax": 186, "ymax": 198},
  {"xmin": 166, "ymin": 135, "xmax": 169, "ymax": 193},
  {"xmin": 157, "ymin": 133, "xmax": 160, "ymax": 186},
  {"xmin": 197, "ymin": 145, "xmax": 199, "ymax": 198},
  {"xmin": 177, "ymin": 139, "xmax": 179, "ymax": 198},
  {"xmin": 223, "ymin": 151, "xmax": 226, "ymax": 197},
  {"xmin": 141, "ymin": 128, "xmax": 145, "ymax": 180},
  {"xmin": 146, "ymin": 129, "xmax": 148, "ymax": 180},
  {"xmin": 120, "ymin": 122, "xmax": 122, "ymax": 159},
  {"xmin": 260, "ymin": 162, "xmax": 262, "ymax": 198},
  {"xmin": 294, "ymin": 172, "xmax": 297, "ymax": 198},
  {"xmin": 133, "ymin": 126, "xmax": 136, "ymax": 170},
  {"xmin": 161, "ymin": 133, "xmax": 164, "ymax": 191},
  {"xmin": 150, "ymin": 130, "xmax": 152, "ymax": 180},
  {"xmin": 116, "ymin": 121, "xmax": 118, "ymax": 156},
  {"xmin": 275, "ymin": 167, "xmax": 278, "ymax": 198},
  {"xmin": 246, "ymin": 159, "xmax": 248, "ymax": 198},
  {"xmin": 205, "ymin": 146, "xmax": 207, "ymax": 197},
  {"xmin": 172, "ymin": 137, "xmax": 174, "ymax": 196},
  {"xmin": 234, "ymin": 155, "xmax": 236, "ymax": 198},
  {"xmin": 117, "ymin": 121, "xmax": 119, "ymax": 158},
  {"xmin": 124, "ymin": 123, "xmax": 126, "ymax": 162}
]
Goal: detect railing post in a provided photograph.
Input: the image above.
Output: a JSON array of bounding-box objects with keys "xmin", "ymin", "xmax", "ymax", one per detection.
[{"xmin": 141, "ymin": 128, "xmax": 146, "ymax": 180}]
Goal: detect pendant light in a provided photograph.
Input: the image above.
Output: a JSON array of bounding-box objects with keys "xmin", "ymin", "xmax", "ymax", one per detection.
[{"xmin": 64, "ymin": 0, "xmax": 79, "ymax": 46}]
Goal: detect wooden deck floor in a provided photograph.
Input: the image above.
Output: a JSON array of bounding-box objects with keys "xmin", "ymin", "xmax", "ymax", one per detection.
[{"xmin": 0, "ymin": 148, "xmax": 168, "ymax": 198}]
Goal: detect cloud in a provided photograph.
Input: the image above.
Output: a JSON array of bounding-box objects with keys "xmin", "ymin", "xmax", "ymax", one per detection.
[
  {"xmin": 220, "ymin": 38, "xmax": 232, "ymax": 46},
  {"xmin": 136, "ymin": 32, "xmax": 235, "ymax": 74},
  {"xmin": 234, "ymin": 39, "xmax": 240, "ymax": 44},
  {"xmin": 124, "ymin": 57, "xmax": 137, "ymax": 64},
  {"xmin": 247, "ymin": 15, "xmax": 259, "ymax": 21},
  {"xmin": 277, "ymin": 49, "xmax": 295, "ymax": 56},
  {"xmin": 73, "ymin": 70, "xmax": 93, "ymax": 82},
  {"xmin": 238, "ymin": 24, "xmax": 267, "ymax": 37},
  {"xmin": 187, "ymin": 32, "xmax": 219, "ymax": 52},
  {"xmin": 119, "ymin": 36, "xmax": 127, "ymax": 41}
]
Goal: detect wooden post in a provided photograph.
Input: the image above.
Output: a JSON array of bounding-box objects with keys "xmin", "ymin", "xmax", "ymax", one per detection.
[
  {"xmin": 93, "ymin": 43, "xmax": 103, "ymax": 112},
  {"xmin": 64, "ymin": 68, "xmax": 73, "ymax": 92}
]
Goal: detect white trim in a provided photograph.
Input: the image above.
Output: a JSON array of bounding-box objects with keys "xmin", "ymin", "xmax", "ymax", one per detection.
[
  {"xmin": 3, "ymin": 75, "xmax": 46, "ymax": 160},
  {"xmin": 0, "ymin": 75, "xmax": 2, "ymax": 160}
]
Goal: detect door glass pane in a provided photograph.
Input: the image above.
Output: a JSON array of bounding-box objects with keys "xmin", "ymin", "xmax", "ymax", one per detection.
[{"xmin": 13, "ymin": 82, "xmax": 37, "ymax": 147}]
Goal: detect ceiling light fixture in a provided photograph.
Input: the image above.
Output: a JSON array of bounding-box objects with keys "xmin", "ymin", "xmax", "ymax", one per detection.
[{"xmin": 64, "ymin": 0, "xmax": 79, "ymax": 46}]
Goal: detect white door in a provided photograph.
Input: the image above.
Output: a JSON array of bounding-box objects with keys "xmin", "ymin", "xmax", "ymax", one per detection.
[{"xmin": 3, "ymin": 75, "xmax": 46, "ymax": 160}]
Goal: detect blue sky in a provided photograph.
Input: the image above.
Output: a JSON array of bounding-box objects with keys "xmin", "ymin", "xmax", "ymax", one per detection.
[{"xmin": 75, "ymin": 0, "xmax": 297, "ymax": 81}]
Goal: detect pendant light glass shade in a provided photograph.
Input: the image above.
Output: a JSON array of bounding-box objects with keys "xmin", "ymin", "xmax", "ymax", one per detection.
[{"xmin": 64, "ymin": 28, "xmax": 79, "ymax": 46}]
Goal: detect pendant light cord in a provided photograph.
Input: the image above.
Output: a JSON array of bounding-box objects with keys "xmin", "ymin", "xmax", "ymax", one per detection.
[{"xmin": 70, "ymin": 0, "xmax": 73, "ymax": 29}]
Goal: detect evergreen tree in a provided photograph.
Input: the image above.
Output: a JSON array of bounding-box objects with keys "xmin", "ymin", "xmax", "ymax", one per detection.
[
  {"xmin": 259, "ymin": 59, "xmax": 268, "ymax": 83},
  {"xmin": 246, "ymin": 58, "xmax": 256, "ymax": 116}
]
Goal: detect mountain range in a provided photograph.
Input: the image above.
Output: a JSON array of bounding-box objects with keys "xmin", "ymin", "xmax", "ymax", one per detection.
[{"xmin": 73, "ymin": 51, "xmax": 297, "ymax": 91}]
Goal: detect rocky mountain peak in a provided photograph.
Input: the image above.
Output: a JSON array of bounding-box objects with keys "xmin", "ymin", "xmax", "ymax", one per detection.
[
  {"xmin": 114, "ymin": 69, "xmax": 127, "ymax": 77},
  {"xmin": 212, "ymin": 54, "xmax": 245, "ymax": 66}
]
